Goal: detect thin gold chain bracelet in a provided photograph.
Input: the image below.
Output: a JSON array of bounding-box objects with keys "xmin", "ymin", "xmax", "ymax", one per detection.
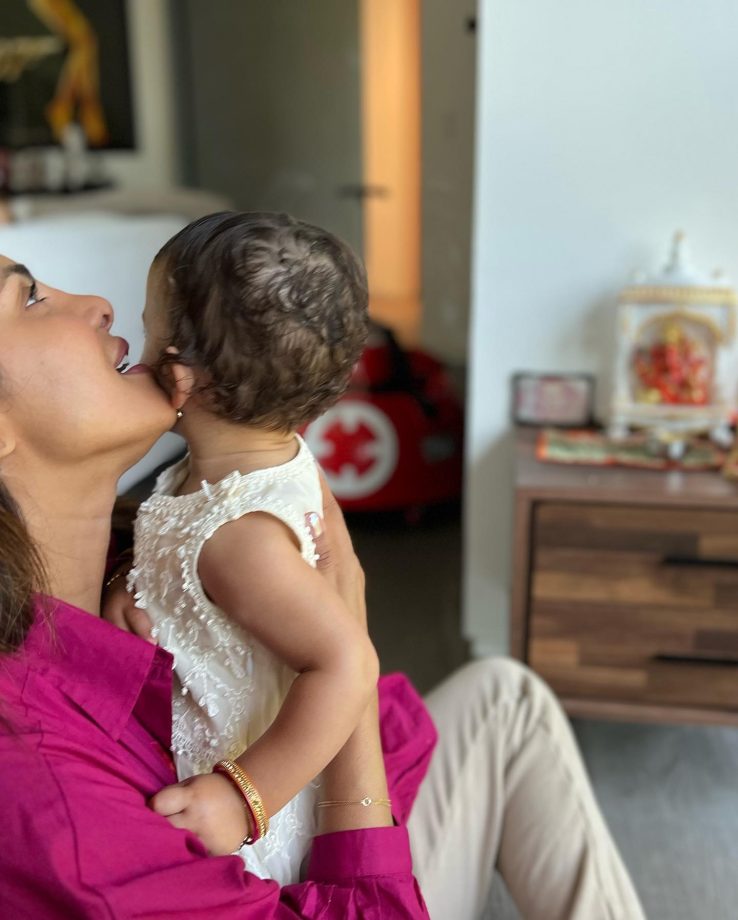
[{"xmin": 317, "ymin": 796, "xmax": 392, "ymax": 808}]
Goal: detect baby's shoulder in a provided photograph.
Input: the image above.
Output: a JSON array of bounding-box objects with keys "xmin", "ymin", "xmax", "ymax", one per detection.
[{"xmin": 201, "ymin": 510, "xmax": 299, "ymax": 565}]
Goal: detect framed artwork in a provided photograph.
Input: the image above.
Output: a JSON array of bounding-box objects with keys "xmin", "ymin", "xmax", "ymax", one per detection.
[
  {"xmin": 0, "ymin": 0, "xmax": 135, "ymax": 149},
  {"xmin": 511, "ymin": 372, "xmax": 595, "ymax": 428}
]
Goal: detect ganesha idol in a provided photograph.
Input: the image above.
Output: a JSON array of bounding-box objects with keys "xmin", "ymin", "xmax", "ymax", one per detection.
[{"xmin": 609, "ymin": 231, "xmax": 737, "ymax": 458}]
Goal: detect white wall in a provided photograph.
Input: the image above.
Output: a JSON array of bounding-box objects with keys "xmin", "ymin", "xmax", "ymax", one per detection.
[
  {"xmin": 104, "ymin": 0, "xmax": 178, "ymax": 188},
  {"xmin": 464, "ymin": 0, "xmax": 738, "ymax": 655}
]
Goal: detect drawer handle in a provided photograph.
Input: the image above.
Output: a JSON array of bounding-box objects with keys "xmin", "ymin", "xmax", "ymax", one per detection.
[
  {"xmin": 653, "ymin": 652, "xmax": 738, "ymax": 668},
  {"xmin": 661, "ymin": 555, "xmax": 738, "ymax": 570}
]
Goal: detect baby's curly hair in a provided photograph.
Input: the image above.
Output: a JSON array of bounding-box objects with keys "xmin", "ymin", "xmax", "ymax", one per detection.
[{"xmin": 154, "ymin": 211, "xmax": 369, "ymax": 430}]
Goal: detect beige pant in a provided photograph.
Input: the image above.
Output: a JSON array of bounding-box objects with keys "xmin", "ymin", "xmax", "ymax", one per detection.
[{"xmin": 408, "ymin": 658, "xmax": 646, "ymax": 920}]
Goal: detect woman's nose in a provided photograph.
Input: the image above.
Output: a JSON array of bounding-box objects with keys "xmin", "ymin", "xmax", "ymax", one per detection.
[
  {"xmin": 66, "ymin": 293, "xmax": 114, "ymax": 330},
  {"xmin": 93, "ymin": 296, "xmax": 114, "ymax": 331}
]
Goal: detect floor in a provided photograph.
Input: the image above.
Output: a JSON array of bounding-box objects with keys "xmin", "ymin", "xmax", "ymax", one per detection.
[
  {"xmin": 348, "ymin": 504, "xmax": 468, "ymax": 695},
  {"xmin": 351, "ymin": 507, "xmax": 738, "ymax": 920}
]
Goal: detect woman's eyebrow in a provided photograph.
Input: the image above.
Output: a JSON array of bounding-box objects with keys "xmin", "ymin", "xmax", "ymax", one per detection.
[
  {"xmin": 4, "ymin": 263, "xmax": 33, "ymax": 281},
  {"xmin": 0, "ymin": 263, "xmax": 34, "ymax": 291}
]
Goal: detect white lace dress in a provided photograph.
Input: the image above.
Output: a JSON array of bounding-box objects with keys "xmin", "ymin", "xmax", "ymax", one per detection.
[{"xmin": 128, "ymin": 436, "xmax": 322, "ymax": 885}]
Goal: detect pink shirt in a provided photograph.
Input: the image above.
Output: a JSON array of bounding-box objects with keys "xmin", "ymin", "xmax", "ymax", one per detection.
[{"xmin": 0, "ymin": 597, "xmax": 436, "ymax": 919}]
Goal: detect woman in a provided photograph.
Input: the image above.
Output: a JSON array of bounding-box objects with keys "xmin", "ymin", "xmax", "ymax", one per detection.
[{"xmin": 0, "ymin": 255, "xmax": 644, "ymax": 919}]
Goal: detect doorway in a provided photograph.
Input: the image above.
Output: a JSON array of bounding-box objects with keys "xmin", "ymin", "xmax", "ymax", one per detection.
[
  {"xmin": 176, "ymin": 0, "xmax": 424, "ymax": 345},
  {"xmin": 360, "ymin": 0, "xmax": 421, "ymax": 344}
]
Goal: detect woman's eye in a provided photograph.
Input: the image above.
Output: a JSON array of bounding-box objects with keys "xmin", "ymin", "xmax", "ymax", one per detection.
[{"xmin": 25, "ymin": 284, "xmax": 46, "ymax": 308}]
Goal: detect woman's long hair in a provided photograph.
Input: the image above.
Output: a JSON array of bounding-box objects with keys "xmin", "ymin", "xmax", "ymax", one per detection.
[{"xmin": 0, "ymin": 478, "xmax": 46, "ymax": 653}]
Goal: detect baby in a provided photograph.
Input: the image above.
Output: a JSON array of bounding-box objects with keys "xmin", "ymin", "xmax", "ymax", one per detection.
[{"xmin": 104, "ymin": 212, "xmax": 380, "ymax": 885}]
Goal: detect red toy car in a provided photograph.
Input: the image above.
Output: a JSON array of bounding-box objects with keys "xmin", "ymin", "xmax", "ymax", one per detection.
[{"xmin": 302, "ymin": 325, "xmax": 464, "ymax": 514}]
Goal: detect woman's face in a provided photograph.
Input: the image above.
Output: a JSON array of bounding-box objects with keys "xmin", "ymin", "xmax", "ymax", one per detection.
[{"xmin": 0, "ymin": 254, "xmax": 175, "ymax": 472}]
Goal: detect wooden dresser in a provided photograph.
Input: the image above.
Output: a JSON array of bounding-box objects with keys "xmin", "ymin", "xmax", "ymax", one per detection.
[{"xmin": 511, "ymin": 429, "xmax": 738, "ymax": 726}]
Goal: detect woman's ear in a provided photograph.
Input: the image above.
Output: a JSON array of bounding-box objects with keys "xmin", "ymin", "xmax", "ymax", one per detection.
[
  {"xmin": 0, "ymin": 417, "xmax": 16, "ymax": 461},
  {"xmin": 163, "ymin": 347, "xmax": 195, "ymax": 413}
]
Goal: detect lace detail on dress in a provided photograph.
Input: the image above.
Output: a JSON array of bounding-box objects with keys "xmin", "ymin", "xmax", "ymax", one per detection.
[{"xmin": 128, "ymin": 436, "xmax": 322, "ymax": 885}]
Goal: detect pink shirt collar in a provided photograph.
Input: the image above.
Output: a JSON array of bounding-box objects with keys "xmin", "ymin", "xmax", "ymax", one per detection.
[{"xmin": 22, "ymin": 595, "xmax": 173, "ymax": 743}]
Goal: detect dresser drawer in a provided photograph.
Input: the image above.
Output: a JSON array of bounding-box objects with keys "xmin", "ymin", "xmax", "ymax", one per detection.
[{"xmin": 528, "ymin": 502, "xmax": 738, "ymax": 711}]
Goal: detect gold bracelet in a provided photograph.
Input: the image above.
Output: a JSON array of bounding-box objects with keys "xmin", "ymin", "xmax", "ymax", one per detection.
[
  {"xmin": 317, "ymin": 796, "xmax": 392, "ymax": 808},
  {"xmin": 213, "ymin": 760, "xmax": 269, "ymax": 844}
]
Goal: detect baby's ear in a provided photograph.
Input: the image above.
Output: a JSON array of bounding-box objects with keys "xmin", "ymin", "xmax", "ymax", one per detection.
[{"xmin": 163, "ymin": 347, "xmax": 195, "ymax": 412}]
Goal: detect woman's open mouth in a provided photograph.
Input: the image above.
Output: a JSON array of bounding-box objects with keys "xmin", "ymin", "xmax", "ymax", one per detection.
[
  {"xmin": 113, "ymin": 339, "xmax": 150, "ymax": 376},
  {"xmin": 114, "ymin": 337, "xmax": 130, "ymax": 373},
  {"xmin": 120, "ymin": 363, "xmax": 151, "ymax": 376},
  {"xmin": 112, "ymin": 338, "xmax": 152, "ymax": 377}
]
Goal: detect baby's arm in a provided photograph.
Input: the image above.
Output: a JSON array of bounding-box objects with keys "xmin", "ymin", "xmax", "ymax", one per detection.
[{"xmin": 152, "ymin": 512, "xmax": 379, "ymax": 854}]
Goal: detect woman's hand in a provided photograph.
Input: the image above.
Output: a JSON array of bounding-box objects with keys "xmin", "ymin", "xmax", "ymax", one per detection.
[
  {"xmin": 306, "ymin": 478, "xmax": 392, "ymax": 835},
  {"xmin": 149, "ymin": 773, "xmax": 250, "ymax": 856},
  {"xmin": 101, "ymin": 573, "xmax": 156, "ymax": 643},
  {"xmin": 307, "ymin": 472, "xmax": 367, "ymax": 629}
]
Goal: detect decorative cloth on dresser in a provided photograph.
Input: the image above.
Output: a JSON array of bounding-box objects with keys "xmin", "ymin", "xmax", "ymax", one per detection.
[{"xmin": 129, "ymin": 435, "xmax": 322, "ymax": 885}]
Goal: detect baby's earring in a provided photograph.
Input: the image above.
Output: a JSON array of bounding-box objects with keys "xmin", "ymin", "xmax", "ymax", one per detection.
[{"xmin": 176, "ymin": 409, "xmax": 184, "ymax": 420}]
